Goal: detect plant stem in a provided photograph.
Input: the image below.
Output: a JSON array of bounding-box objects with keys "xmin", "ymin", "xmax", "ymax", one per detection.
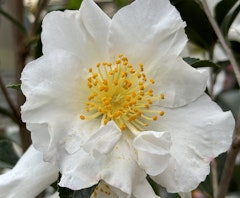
[
  {"xmin": 201, "ymin": 0, "xmax": 240, "ymax": 87},
  {"xmin": 0, "ymin": 74, "xmax": 21, "ymax": 125},
  {"xmin": 216, "ymin": 117, "xmax": 240, "ymax": 198}
]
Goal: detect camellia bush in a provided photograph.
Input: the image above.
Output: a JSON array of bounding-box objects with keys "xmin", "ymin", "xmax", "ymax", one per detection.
[{"xmin": 0, "ymin": 0, "xmax": 239, "ymax": 198}]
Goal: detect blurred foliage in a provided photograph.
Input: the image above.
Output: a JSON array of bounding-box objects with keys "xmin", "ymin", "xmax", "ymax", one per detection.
[
  {"xmin": 0, "ymin": 0, "xmax": 239, "ymax": 198},
  {"xmin": 0, "ymin": 139, "xmax": 19, "ymax": 169}
]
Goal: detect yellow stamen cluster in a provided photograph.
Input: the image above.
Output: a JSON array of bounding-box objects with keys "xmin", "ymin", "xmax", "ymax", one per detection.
[{"xmin": 80, "ymin": 54, "xmax": 165, "ymax": 132}]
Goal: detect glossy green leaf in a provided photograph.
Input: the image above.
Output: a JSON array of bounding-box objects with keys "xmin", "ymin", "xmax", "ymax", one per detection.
[
  {"xmin": 215, "ymin": 0, "xmax": 238, "ymax": 25},
  {"xmin": 183, "ymin": 57, "xmax": 221, "ymax": 69},
  {"xmin": 0, "ymin": 8, "xmax": 26, "ymax": 33},
  {"xmin": 220, "ymin": 3, "xmax": 240, "ymax": 37},
  {"xmin": 58, "ymin": 184, "xmax": 96, "ymax": 198},
  {"xmin": 170, "ymin": 0, "xmax": 217, "ymax": 50},
  {"xmin": 66, "ymin": 0, "xmax": 82, "ymax": 10},
  {"xmin": 0, "ymin": 139, "xmax": 19, "ymax": 167},
  {"xmin": 6, "ymin": 83, "xmax": 21, "ymax": 91}
]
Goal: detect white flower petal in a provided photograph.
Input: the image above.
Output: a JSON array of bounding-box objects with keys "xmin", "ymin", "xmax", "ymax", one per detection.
[
  {"xmin": 21, "ymin": 50, "xmax": 87, "ymax": 117},
  {"xmin": 150, "ymin": 94, "xmax": 234, "ymax": 192},
  {"xmin": 0, "ymin": 146, "xmax": 58, "ymax": 198},
  {"xmin": 101, "ymin": 138, "xmax": 158, "ymax": 198},
  {"xmin": 42, "ymin": 0, "xmax": 110, "ymax": 66},
  {"xmin": 149, "ymin": 56, "xmax": 208, "ymax": 107},
  {"xmin": 133, "ymin": 131, "xmax": 171, "ymax": 176},
  {"xmin": 83, "ymin": 121, "xmax": 122, "ymax": 157},
  {"xmin": 109, "ymin": 0, "xmax": 187, "ymax": 64},
  {"xmin": 90, "ymin": 181, "xmax": 118, "ymax": 198},
  {"xmin": 21, "ymin": 51, "xmax": 101, "ymax": 162},
  {"xmin": 59, "ymin": 147, "xmax": 102, "ymax": 190}
]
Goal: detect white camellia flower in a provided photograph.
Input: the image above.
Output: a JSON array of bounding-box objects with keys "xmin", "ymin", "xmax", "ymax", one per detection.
[{"xmin": 20, "ymin": 0, "xmax": 235, "ymax": 197}]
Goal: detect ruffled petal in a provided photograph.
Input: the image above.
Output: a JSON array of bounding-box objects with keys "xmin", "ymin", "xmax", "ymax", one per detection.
[
  {"xmin": 0, "ymin": 146, "xmax": 58, "ymax": 198},
  {"xmin": 42, "ymin": 0, "xmax": 110, "ymax": 66},
  {"xmin": 109, "ymin": 0, "xmax": 187, "ymax": 65},
  {"xmin": 100, "ymin": 138, "xmax": 158, "ymax": 198},
  {"xmin": 133, "ymin": 131, "xmax": 171, "ymax": 176},
  {"xmin": 59, "ymin": 138, "xmax": 106, "ymax": 190},
  {"xmin": 150, "ymin": 94, "xmax": 234, "ymax": 192},
  {"xmin": 147, "ymin": 56, "xmax": 208, "ymax": 107},
  {"xmin": 83, "ymin": 121, "xmax": 122, "ymax": 157},
  {"xmin": 21, "ymin": 50, "xmax": 101, "ymax": 162},
  {"xmin": 90, "ymin": 181, "xmax": 118, "ymax": 198}
]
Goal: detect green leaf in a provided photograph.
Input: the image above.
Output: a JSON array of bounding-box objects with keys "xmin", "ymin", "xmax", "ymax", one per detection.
[
  {"xmin": 0, "ymin": 139, "xmax": 19, "ymax": 167},
  {"xmin": 220, "ymin": 3, "xmax": 240, "ymax": 37},
  {"xmin": 58, "ymin": 184, "xmax": 97, "ymax": 198},
  {"xmin": 113, "ymin": 0, "xmax": 131, "ymax": 8},
  {"xmin": 6, "ymin": 83, "xmax": 21, "ymax": 90},
  {"xmin": 183, "ymin": 57, "xmax": 221, "ymax": 69},
  {"xmin": 0, "ymin": 8, "xmax": 26, "ymax": 33},
  {"xmin": 170, "ymin": 0, "xmax": 217, "ymax": 50},
  {"xmin": 66, "ymin": 0, "xmax": 82, "ymax": 10},
  {"xmin": 215, "ymin": 0, "xmax": 238, "ymax": 25}
]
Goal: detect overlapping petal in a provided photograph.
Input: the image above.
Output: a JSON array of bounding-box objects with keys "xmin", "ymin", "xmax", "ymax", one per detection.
[
  {"xmin": 109, "ymin": 0, "xmax": 187, "ymax": 62},
  {"xmin": 149, "ymin": 94, "xmax": 234, "ymax": 192},
  {"xmin": 0, "ymin": 146, "xmax": 58, "ymax": 198},
  {"xmin": 108, "ymin": 0, "xmax": 208, "ymax": 107},
  {"xmin": 19, "ymin": 0, "xmax": 235, "ymax": 197},
  {"xmin": 133, "ymin": 131, "xmax": 171, "ymax": 176},
  {"xmin": 42, "ymin": 0, "xmax": 110, "ymax": 67}
]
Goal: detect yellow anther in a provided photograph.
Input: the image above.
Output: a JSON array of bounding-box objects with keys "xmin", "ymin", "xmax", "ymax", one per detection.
[
  {"xmin": 130, "ymin": 69, "xmax": 135, "ymax": 74},
  {"xmin": 160, "ymin": 93, "xmax": 165, "ymax": 100},
  {"xmin": 139, "ymin": 85, "xmax": 144, "ymax": 90},
  {"xmin": 150, "ymin": 79, "xmax": 155, "ymax": 84},
  {"xmin": 82, "ymin": 54, "xmax": 165, "ymax": 132},
  {"xmin": 108, "ymin": 71, "xmax": 114, "ymax": 75},
  {"xmin": 88, "ymin": 82, "xmax": 92, "ymax": 88},
  {"xmin": 103, "ymin": 79, "xmax": 108, "ymax": 85},
  {"xmin": 148, "ymin": 92, "xmax": 153, "ymax": 96},
  {"xmin": 122, "ymin": 57, "xmax": 128, "ymax": 62},
  {"xmin": 153, "ymin": 115, "xmax": 158, "ymax": 120},
  {"xmin": 129, "ymin": 116, "xmax": 136, "ymax": 121},
  {"xmin": 116, "ymin": 59, "xmax": 121, "ymax": 64},
  {"xmin": 114, "ymin": 80, "xmax": 118, "ymax": 85},
  {"xmin": 147, "ymin": 99, "xmax": 152, "ymax": 104},
  {"xmin": 99, "ymin": 86, "xmax": 105, "ymax": 91},
  {"xmin": 121, "ymin": 72, "xmax": 127, "ymax": 78},
  {"xmin": 104, "ymin": 119, "xmax": 108, "ymax": 125},
  {"xmin": 131, "ymin": 92, "xmax": 137, "ymax": 97},
  {"xmin": 137, "ymin": 96, "xmax": 142, "ymax": 100},
  {"xmin": 125, "ymin": 95, "xmax": 131, "ymax": 101},
  {"xmin": 120, "ymin": 124, "xmax": 126, "ymax": 131},
  {"xmin": 159, "ymin": 111, "xmax": 165, "ymax": 116},
  {"xmin": 80, "ymin": 115, "xmax": 85, "ymax": 120},
  {"xmin": 92, "ymin": 73, "xmax": 98, "ymax": 78}
]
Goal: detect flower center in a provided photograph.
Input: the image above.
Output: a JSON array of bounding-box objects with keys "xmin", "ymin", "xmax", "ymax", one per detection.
[{"xmin": 80, "ymin": 54, "xmax": 164, "ymax": 132}]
